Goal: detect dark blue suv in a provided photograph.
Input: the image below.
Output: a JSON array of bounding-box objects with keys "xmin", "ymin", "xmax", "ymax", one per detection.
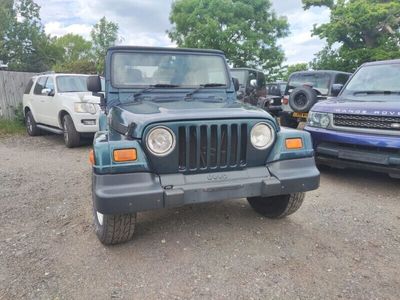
[{"xmin": 305, "ymin": 59, "xmax": 400, "ymax": 179}]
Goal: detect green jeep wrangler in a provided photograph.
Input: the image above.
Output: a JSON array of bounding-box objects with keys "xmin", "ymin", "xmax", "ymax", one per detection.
[{"xmin": 87, "ymin": 46, "xmax": 320, "ymax": 245}]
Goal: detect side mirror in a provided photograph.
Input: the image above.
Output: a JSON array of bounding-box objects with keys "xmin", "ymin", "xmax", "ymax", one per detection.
[
  {"xmin": 331, "ymin": 84, "xmax": 343, "ymax": 97},
  {"xmin": 250, "ymin": 79, "xmax": 257, "ymax": 88},
  {"xmin": 232, "ymin": 77, "xmax": 240, "ymax": 92},
  {"xmin": 87, "ymin": 75, "xmax": 102, "ymax": 93},
  {"xmin": 87, "ymin": 75, "xmax": 106, "ymax": 111},
  {"xmin": 41, "ymin": 88, "xmax": 53, "ymax": 96}
]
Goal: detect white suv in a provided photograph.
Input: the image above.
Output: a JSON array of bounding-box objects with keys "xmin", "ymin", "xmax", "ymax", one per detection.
[{"xmin": 23, "ymin": 73, "xmax": 102, "ymax": 147}]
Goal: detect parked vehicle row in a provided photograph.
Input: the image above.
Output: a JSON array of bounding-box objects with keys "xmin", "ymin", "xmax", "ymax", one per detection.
[{"xmin": 21, "ymin": 48, "xmax": 399, "ymax": 245}]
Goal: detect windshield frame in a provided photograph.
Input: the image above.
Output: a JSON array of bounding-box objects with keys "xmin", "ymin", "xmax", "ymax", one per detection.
[{"xmin": 109, "ymin": 50, "xmax": 231, "ymax": 90}]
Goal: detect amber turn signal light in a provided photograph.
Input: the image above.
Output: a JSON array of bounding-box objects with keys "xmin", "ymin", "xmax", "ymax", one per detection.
[
  {"xmin": 89, "ymin": 149, "xmax": 95, "ymax": 165},
  {"xmin": 113, "ymin": 148, "xmax": 137, "ymax": 162},
  {"xmin": 285, "ymin": 138, "xmax": 303, "ymax": 149}
]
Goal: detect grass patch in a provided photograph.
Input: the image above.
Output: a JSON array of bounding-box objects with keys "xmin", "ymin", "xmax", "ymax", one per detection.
[{"xmin": 0, "ymin": 118, "xmax": 26, "ymax": 136}]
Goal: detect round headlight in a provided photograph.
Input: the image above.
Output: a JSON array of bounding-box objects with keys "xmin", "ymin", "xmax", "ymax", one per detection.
[
  {"xmin": 146, "ymin": 126, "xmax": 175, "ymax": 156},
  {"xmin": 250, "ymin": 122, "xmax": 275, "ymax": 150}
]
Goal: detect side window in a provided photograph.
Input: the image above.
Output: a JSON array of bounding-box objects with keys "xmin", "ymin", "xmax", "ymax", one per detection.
[
  {"xmin": 33, "ymin": 77, "xmax": 47, "ymax": 95},
  {"xmin": 24, "ymin": 79, "xmax": 34, "ymax": 94},
  {"xmin": 45, "ymin": 77, "xmax": 55, "ymax": 91},
  {"xmin": 335, "ymin": 74, "xmax": 350, "ymax": 85}
]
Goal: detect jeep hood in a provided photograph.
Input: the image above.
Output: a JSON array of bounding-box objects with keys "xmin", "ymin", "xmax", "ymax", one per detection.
[
  {"xmin": 109, "ymin": 100, "xmax": 275, "ymax": 138},
  {"xmin": 312, "ymin": 97, "xmax": 400, "ymax": 116}
]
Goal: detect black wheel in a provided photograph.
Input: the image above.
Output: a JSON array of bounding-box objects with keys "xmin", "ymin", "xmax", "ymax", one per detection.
[
  {"xmin": 289, "ymin": 87, "xmax": 318, "ymax": 112},
  {"xmin": 247, "ymin": 192, "xmax": 305, "ymax": 218},
  {"xmin": 93, "ymin": 208, "xmax": 136, "ymax": 245},
  {"xmin": 279, "ymin": 114, "xmax": 298, "ymax": 128},
  {"xmin": 25, "ymin": 111, "xmax": 41, "ymax": 136},
  {"xmin": 63, "ymin": 114, "xmax": 80, "ymax": 148}
]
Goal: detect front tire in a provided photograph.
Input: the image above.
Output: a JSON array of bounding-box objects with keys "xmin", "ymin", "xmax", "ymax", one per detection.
[
  {"xmin": 94, "ymin": 209, "xmax": 137, "ymax": 245},
  {"xmin": 63, "ymin": 114, "xmax": 80, "ymax": 148},
  {"xmin": 247, "ymin": 192, "xmax": 305, "ymax": 218},
  {"xmin": 25, "ymin": 111, "xmax": 41, "ymax": 136}
]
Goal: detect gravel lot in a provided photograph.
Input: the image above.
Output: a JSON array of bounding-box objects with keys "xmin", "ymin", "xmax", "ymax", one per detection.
[{"xmin": 1, "ymin": 134, "xmax": 399, "ymax": 299}]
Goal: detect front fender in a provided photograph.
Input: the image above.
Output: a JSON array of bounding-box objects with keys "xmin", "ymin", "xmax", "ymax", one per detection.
[
  {"xmin": 267, "ymin": 127, "xmax": 315, "ymax": 162},
  {"xmin": 92, "ymin": 131, "xmax": 151, "ymax": 174}
]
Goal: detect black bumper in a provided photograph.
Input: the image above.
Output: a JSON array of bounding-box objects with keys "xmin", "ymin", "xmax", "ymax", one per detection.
[
  {"xmin": 93, "ymin": 157, "xmax": 320, "ymax": 215},
  {"xmin": 316, "ymin": 143, "xmax": 400, "ymax": 177}
]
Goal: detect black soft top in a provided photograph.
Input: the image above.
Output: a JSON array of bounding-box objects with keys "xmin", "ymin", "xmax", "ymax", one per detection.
[{"xmin": 107, "ymin": 46, "xmax": 225, "ymax": 55}]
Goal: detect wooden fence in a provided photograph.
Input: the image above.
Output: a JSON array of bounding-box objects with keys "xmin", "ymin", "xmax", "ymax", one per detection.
[{"xmin": 0, "ymin": 71, "xmax": 36, "ymax": 120}]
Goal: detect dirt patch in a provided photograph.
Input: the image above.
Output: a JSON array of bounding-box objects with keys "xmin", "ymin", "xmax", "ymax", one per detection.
[{"xmin": 1, "ymin": 134, "xmax": 399, "ymax": 299}]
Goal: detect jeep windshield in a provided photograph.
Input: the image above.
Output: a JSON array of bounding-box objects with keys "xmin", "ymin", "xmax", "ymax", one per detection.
[
  {"xmin": 341, "ymin": 63, "xmax": 400, "ymax": 101},
  {"xmin": 287, "ymin": 73, "xmax": 330, "ymax": 95},
  {"xmin": 57, "ymin": 76, "xmax": 105, "ymax": 93},
  {"xmin": 111, "ymin": 52, "xmax": 229, "ymax": 91}
]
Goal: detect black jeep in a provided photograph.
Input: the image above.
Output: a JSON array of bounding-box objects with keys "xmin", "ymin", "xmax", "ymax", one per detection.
[
  {"xmin": 265, "ymin": 81, "xmax": 287, "ymax": 117},
  {"xmin": 280, "ymin": 70, "xmax": 351, "ymax": 128}
]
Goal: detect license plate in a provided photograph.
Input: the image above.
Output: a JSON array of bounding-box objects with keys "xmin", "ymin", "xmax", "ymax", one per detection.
[{"xmin": 293, "ymin": 112, "xmax": 308, "ymax": 119}]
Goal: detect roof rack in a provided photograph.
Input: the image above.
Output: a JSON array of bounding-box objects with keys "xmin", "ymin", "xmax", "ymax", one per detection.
[{"xmin": 38, "ymin": 71, "xmax": 55, "ymax": 75}]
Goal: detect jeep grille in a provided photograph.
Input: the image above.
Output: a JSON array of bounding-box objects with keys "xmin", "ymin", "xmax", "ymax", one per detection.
[
  {"xmin": 333, "ymin": 114, "xmax": 400, "ymax": 130},
  {"xmin": 178, "ymin": 123, "xmax": 248, "ymax": 172}
]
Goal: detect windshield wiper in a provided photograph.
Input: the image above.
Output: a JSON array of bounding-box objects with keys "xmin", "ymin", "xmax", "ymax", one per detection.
[
  {"xmin": 118, "ymin": 84, "xmax": 181, "ymax": 106},
  {"xmin": 133, "ymin": 84, "xmax": 180, "ymax": 98},
  {"xmin": 185, "ymin": 83, "xmax": 226, "ymax": 100},
  {"xmin": 353, "ymin": 90, "xmax": 400, "ymax": 95}
]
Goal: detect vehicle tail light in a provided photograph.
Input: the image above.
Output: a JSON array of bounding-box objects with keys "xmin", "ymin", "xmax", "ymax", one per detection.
[
  {"xmin": 285, "ymin": 138, "xmax": 303, "ymax": 150},
  {"xmin": 282, "ymin": 96, "xmax": 289, "ymax": 105},
  {"xmin": 89, "ymin": 149, "xmax": 95, "ymax": 165},
  {"xmin": 113, "ymin": 149, "xmax": 137, "ymax": 162}
]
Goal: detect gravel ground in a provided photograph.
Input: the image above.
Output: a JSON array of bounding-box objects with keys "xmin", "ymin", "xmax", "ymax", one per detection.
[{"xmin": 1, "ymin": 134, "xmax": 399, "ymax": 300}]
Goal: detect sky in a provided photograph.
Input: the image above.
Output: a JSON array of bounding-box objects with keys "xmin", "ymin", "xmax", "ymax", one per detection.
[{"xmin": 35, "ymin": 0, "xmax": 330, "ymax": 66}]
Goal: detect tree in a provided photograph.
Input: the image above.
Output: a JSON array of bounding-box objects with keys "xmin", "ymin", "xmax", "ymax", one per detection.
[
  {"xmin": 0, "ymin": 0, "xmax": 63, "ymax": 72},
  {"xmin": 53, "ymin": 34, "xmax": 96, "ymax": 73},
  {"xmin": 168, "ymin": 0, "xmax": 289, "ymax": 79},
  {"xmin": 303, "ymin": 0, "xmax": 400, "ymax": 72},
  {"xmin": 91, "ymin": 17, "xmax": 119, "ymax": 74}
]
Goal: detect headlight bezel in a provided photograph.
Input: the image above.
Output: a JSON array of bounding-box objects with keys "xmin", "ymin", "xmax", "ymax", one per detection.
[
  {"xmin": 74, "ymin": 102, "xmax": 97, "ymax": 115},
  {"xmin": 307, "ymin": 111, "xmax": 331, "ymax": 128},
  {"xmin": 250, "ymin": 122, "xmax": 275, "ymax": 150},
  {"xmin": 146, "ymin": 126, "xmax": 176, "ymax": 157}
]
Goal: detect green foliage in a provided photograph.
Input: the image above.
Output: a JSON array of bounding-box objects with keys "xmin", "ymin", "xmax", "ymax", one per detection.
[
  {"xmin": 168, "ymin": 0, "xmax": 289, "ymax": 79},
  {"xmin": 52, "ymin": 34, "xmax": 96, "ymax": 73},
  {"xmin": 13, "ymin": 103, "xmax": 25, "ymax": 125},
  {"xmin": 0, "ymin": 118, "xmax": 25, "ymax": 136},
  {"xmin": 91, "ymin": 17, "xmax": 119, "ymax": 74},
  {"xmin": 0, "ymin": 0, "xmax": 63, "ymax": 72},
  {"xmin": 304, "ymin": 0, "xmax": 400, "ymax": 72}
]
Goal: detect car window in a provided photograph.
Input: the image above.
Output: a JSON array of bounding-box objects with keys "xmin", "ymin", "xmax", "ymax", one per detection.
[
  {"xmin": 33, "ymin": 77, "xmax": 47, "ymax": 95},
  {"xmin": 24, "ymin": 79, "xmax": 34, "ymax": 94},
  {"xmin": 343, "ymin": 64, "xmax": 400, "ymax": 96},
  {"xmin": 112, "ymin": 52, "xmax": 229, "ymax": 87},
  {"xmin": 45, "ymin": 77, "xmax": 55, "ymax": 91},
  {"xmin": 57, "ymin": 76, "xmax": 88, "ymax": 92},
  {"xmin": 230, "ymin": 70, "xmax": 247, "ymax": 86},
  {"xmin": 335, "ymin": 74, "xmax": 350, "ymax": 85},
  {"xmin": 287, "ymin": 73, "xmax": 330, "ymax": 95},
  {"xmin": 267, "ymin": 84, "xmax": 282, "ymax": 96}
]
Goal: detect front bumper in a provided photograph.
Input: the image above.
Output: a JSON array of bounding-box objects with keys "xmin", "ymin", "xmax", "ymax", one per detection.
[
  {"xmin": 93, "ymin": 157, "xmax": 320, "ymax": 215},
  {"xmin": 305, "ymin": 126, "xmax": 400, "ymax": 176},
  {"xmin": 73, "ymin": 113, "xmax": 100, "ymax": 133}
]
